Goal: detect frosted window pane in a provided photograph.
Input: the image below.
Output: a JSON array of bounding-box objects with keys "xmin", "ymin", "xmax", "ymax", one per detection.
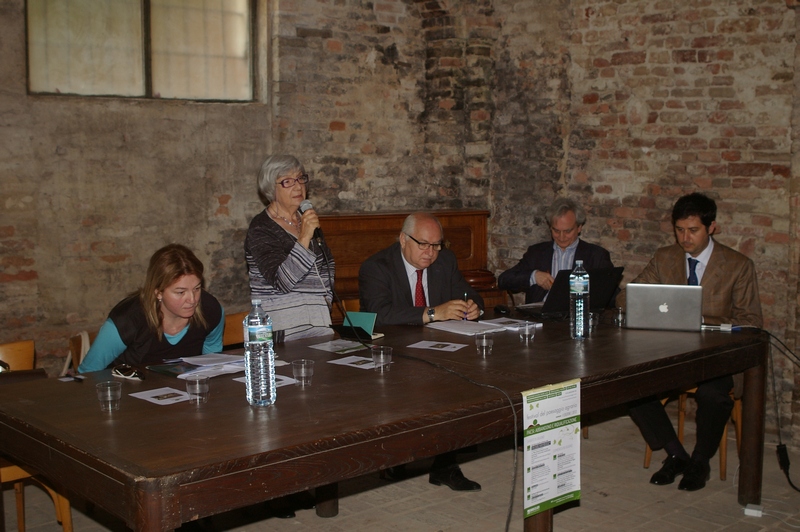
[
  {"xmin": 27, "ymin": 0, "xmax": 144, "ymax": 96},
  {"xmin": 151, "ymin": 0, "xmax": 251, "ymax": 100}
]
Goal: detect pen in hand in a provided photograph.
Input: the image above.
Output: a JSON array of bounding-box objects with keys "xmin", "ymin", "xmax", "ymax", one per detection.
[{"xmin": 463, "ymin": 292, "xmax": 468, "ymax": 320}]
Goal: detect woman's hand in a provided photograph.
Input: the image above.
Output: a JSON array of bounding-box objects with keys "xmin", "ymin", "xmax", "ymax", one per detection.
[{"xmin": 298, "ymin": 208, "xmax": 320, "ymax": 248}]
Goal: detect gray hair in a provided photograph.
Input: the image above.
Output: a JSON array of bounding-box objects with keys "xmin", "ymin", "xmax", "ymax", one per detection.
[
  {"xmin": 401, "ymin": 212, "xmax": 443, "ymax": 236},
  {"xmin": 545, "ymin": 197, "xmax": 587, "ymax": 227},
  {"xmin": 257, "ymin": 155, "xmax": 305, "ymax": 204}
]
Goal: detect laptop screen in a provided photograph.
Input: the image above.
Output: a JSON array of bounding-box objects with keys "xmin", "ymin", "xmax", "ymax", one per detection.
[
  {"xmin": 516, "ymin": 266, "xmax": 624, "ymax": 317},
  {"xmin": 624, "ymin": 284, "xmax": 703, "ymax": 331}
]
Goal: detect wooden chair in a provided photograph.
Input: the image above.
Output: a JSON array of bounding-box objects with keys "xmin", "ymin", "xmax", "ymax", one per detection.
[
  {"xmin": 0, "ymin": 341, "xmax": 35, "ymax": 373},
  {"xmin": 63, "ymin": 331, "xmax": 97, "ymax": 375},
  {"xmin": 643, "ymin": 387, "xmax": 742, "ymax": 481},
  {"xmin": 223, "ymin": 311, "xmax": 249, "ymax": 349},
  {"xmin": 0, "ymin": 340, "xmax": 73, "ymax": 532}
]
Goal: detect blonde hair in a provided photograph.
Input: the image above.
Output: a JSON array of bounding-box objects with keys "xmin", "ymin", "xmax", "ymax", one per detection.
[{"xmin": 140, "ymin": 244, "xmax": 207, "ymax": 339}]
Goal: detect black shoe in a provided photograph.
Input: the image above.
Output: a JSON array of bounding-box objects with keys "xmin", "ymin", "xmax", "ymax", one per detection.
[
  {"xmin": 649, "ymin": 455, "xmax": 689, "ymax": 485},
  {"xmin": 678, "ymin": 459, "xmax": 711, "ymax": 491},
  {"xmin": 267, "ymin": 491, "xmax": 314, "ymax": 519},
  {"xmin": 267, "ymin": 499, "xmax": 295, "ymax": 519},
  {"xmin": 380, "ymin": 465, "xmax": 408, "ymax": 481},
  {"xmin": 429, "ymin": 466, "xmax": 481, "ymax": 491}
]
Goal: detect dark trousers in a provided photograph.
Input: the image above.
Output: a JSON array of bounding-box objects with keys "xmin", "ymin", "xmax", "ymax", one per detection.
[
  {"xmin": 431, "ymin": 451, "xmax": 459, "ymax": 472},
  {"xmin": 628, "ymin": 374, "xmax": 733, "ymax": 461}
]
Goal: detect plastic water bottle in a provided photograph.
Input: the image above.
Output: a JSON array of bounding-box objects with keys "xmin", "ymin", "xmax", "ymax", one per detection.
[
  {"xmin": 569, "ymin": 260, "xmax": 590, "ymax": 340},
  {"xmin": 243, "ymin": 299, "xmax": 276, "ymax": 406}
]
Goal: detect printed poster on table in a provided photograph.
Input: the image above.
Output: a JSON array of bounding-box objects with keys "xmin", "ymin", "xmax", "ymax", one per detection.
[{"xmin": 521, "ymin": 378, "xmax": 581, "ymax": 517}]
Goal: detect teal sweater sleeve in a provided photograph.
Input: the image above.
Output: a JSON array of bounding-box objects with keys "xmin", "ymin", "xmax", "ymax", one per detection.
[
  {"xmin": 78, "ymin": 319, "xmax": 126, "ymax": 373},
  {"xmin": 203, "ymin": 307, "xmax": 225, "ymax": 353}
]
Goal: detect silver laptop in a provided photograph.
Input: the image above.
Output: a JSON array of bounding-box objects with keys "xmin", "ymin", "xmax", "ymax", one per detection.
[{"xmin": 625, "ymin": 283, "xmax": 703, "ymax": 331}]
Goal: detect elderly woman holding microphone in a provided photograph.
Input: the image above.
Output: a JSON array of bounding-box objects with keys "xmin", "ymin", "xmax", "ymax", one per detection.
[{"xmin": 245, "ymin": 155, "xmax": 335, "ymax": 341}]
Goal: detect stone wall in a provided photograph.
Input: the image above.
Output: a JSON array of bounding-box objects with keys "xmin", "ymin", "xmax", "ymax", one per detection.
[{"xmin": 1, "ymin": 0, "xmax": 798, "ymax": 445}]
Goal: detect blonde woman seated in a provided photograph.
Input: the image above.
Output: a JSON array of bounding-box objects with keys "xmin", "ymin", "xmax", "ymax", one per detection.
[{"xmin": 79, "ymin": 244, "xmax": 224, "ymax": 372}]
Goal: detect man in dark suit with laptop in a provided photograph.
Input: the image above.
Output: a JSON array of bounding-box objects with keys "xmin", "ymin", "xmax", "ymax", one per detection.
[
  {"xmin": 358, "ymin": 211, "xmax": 483, "ymax": 492},
  {"xmin": 498, "ymin": 197, "xmax": 614, "ymax": 303},
  {"xmin": 617, "ymin": 192, "xmax": 762, "ymax": 491}
]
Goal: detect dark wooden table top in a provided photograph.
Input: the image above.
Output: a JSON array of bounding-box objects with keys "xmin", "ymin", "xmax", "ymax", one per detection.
[{"xmin": 0, "ymin": 315, "xmax": 768, "ymax": 530}]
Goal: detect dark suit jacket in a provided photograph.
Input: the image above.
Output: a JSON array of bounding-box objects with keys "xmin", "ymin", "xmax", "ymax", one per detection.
[
  {"xmin": 359, "ymin": 242, "xmax": 484, "ymax": 327},
  {"xmin": 497, "ymin": 239, "xmax": 614, "ymax": 303},
  {"xmin": 616, "ymin": 241, "xmax": 762, "ymax": 327}
]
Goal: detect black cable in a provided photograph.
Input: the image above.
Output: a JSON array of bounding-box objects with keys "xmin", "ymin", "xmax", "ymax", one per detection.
[
  {"xmin": 764, "ymin": 329, "xmax": 800, "ymax": 366},
  {"xmin": 759, "ymin": 329, "xmax": 800, "ymax": 493},
  {"xmin": 389, "ymin": 349, "xmax": 521, "ymax": 532},
  {"xmin": 317, "ymin": 237, "xmax": 376, "ymax": 346}
]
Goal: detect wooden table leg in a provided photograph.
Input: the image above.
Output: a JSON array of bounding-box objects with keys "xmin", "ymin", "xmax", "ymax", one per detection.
[
  {"xmin": 738, "ymin": 343, "xmax": 767, "ymax": 506},
  {"xmin": 315, "ymin": 482, "xmax": 338, "ymax": 517},
  {"xmin": 524, "ymin": 509, "xmax": 553, "ymax": 532},
  {"xmin": 0, "ymin": 474, "xmax": 6, "ymax": 532}
]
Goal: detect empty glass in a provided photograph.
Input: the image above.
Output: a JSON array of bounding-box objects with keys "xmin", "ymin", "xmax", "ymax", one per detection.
[
  {"xmin": 475, "ymin": 332, "xmax": 493, "ymax": 356},
  {"xmin": 292, "ymin": 359, "xmax": 315, "ymax": 386},
  {"xmin": 185, "ymin": 375, "xmax": 210, "ymax": 404},
  {"xmin": 371, "ymin": 346, "xmax": 392, "ymax": 373},
  {"xmin": 96, "ymin": 381, "xmax": 121, "ymax": 412},
  {"xmin": 519, "ymin": 322, "xmax": 536, "ymax": 345}
]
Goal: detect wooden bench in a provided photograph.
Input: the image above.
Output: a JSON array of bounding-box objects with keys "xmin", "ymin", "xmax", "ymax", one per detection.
[{"xmin": 319, "ymin": 210, "xmax": 505, "ymax": 323}]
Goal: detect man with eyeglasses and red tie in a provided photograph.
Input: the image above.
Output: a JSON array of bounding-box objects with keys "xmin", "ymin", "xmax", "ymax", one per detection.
[
  {"xmin": 358, "ymin": 211, "xmax": 484, "ymax": 491},
  {"xmin": 359, "ymin": 211, "xmax": 483, "ymax": 327}
]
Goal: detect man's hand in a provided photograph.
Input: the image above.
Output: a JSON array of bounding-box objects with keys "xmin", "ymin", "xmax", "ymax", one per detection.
[
  {"xmin": 432, "ymin": 299, "xmax": 481, "ymax": 322},
  {"xmin": 534, "ymin": 270, "xmax": 555, "ymax": 291}
]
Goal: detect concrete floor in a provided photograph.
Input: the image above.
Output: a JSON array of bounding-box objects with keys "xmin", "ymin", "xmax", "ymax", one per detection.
[{"xmin": 5, "ymin": 412, "xmax": 800, "ymax": 531}]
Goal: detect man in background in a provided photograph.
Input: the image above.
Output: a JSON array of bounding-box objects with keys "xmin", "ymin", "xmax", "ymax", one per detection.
[
  {"xmin": 498, "ymin": 197, "xmax": 613, "ymax": 303},
  {"xmin": 618, "ymin": 192, "xmax": 762, "ymax": 491}
]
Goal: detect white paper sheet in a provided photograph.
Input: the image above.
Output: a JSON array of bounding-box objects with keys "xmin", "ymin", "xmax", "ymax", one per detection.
[
  {"xmin": 327, "ymin": 355, "xmax": 377, "ymax": 369},
  {"xmin": 479, "ymin": 318, "xmax": 543, "ymax": 331},
  {"xmin": 407, "ymin": 340, "xmax": 466, "ymax": 352},
  {"xmin": 309, "ymin": 339, "xmax": 370, "ymax": 355},
  {"xmin": 425, "ymin": 321, "xmax": 507, "ymax": 336},
  {"xmin": 129, "ymin": 387, "xmax": 190, "ymax": 405},
  {"xmin": 233, "ymin": 374, "xmax": 297, "ymax": 387}
]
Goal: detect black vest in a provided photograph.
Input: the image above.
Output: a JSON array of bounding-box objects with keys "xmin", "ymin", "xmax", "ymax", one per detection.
[{"xmin": 109, "ymin": 291, "xmax": 222, "ymax": 367}]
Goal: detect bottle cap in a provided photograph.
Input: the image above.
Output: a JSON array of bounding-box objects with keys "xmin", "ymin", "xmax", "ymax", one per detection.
[{"xmin": 251, "ymin": 299, "xmax": 261, "ymax": 305}]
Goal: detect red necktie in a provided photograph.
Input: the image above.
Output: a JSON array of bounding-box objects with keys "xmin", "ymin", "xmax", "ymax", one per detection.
[{"xmin": 414, "ymin": 269, "xmax": 427, "ymax": 307}]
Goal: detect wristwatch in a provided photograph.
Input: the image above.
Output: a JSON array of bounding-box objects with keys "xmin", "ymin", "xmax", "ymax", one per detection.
[{"xmin": 427, "ymin": 307, "xmax": 435, "ymax": 323}]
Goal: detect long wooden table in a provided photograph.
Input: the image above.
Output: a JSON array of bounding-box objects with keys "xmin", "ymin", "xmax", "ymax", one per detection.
[{"xmin": 0, "ymin": 317, "xmax": 767, "ymax": 531}]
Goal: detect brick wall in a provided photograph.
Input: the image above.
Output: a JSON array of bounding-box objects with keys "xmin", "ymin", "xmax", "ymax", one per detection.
[
  {"xmin": 562, "ymin": 0, "xmax": 798, "ymax": 446},
  {"xmin": 490, "ymin": 0, "xmax": 797, "ymax": 446}
]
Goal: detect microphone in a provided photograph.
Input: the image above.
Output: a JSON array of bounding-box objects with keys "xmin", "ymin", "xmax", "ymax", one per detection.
[
  {"xmin": 298, "ymin": 200, "xmax": 324, "ymax": 243},
  {"xmin": 298, "ymin": 199, "xmax": 313, "ymax": 214}
]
